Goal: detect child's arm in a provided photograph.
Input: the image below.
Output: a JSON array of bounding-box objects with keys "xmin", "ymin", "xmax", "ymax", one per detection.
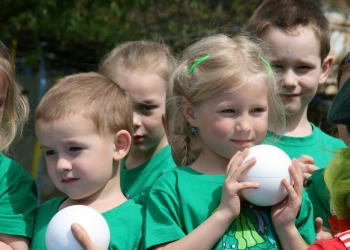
[
  {"xmin": 271, "ymin": 159, "xmax": 309, "ymax": 250},
  {"xmin": 0, "ymin": 234, "xmax": 29, "ymax": 250},
  {"xmin": 150, "ymin": 149, "xmax": 259, "ymax": 250}
]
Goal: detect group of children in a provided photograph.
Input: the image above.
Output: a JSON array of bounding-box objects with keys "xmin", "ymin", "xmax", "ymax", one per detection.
[{"xmin": 1, "ymin": 0, "xmax": 350, "ymax": 249}]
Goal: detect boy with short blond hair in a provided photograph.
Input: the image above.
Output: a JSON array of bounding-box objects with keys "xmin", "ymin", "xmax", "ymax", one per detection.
[
  {"xmin": 247, "ymin": 0, "xmax": 346, "ymax": 231},
  {"xmin": 30, "ymin": 72, "xmax": 143, "ymax": 250}
]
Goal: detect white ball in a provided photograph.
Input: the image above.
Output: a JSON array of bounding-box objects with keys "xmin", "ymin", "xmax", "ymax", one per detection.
[
  {"xmin": 46, "ymin": 205, "xmax": 110, "ymax": 250},
  {"xmin": 240, "ymin": 145, "xmax": 292, "ymax": 206}
]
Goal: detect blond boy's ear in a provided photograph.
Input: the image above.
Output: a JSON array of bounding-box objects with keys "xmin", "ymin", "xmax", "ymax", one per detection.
[
  {"xmin": 319, "ymin": 55, "xmax": 334, "ymax": 85},
  {"xmin": 113, "ymin": 130, "xmax": 131, "ymax": 161},
  {"xmin": 182, "ymin": 97, "xmax": 197, "ymax": 127}
]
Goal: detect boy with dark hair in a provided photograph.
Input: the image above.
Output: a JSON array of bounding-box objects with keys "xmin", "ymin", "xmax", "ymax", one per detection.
[{"xmin": 247, "ymin": 0, "xmax": 346, "ymax": 232}]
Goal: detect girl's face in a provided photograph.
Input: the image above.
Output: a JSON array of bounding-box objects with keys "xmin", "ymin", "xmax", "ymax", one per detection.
[
  {"xmin": 0, "ymin": 75, "xmax": 8, "ymax": 123},
  {"xmin": 337, "ymin": 70, "xmax": 350, "ymax": 146},
  {"xmin": 111, "ymin": 69, "xmax": 167, "ymax": 155},
  {"xmin": 188, "ymin": 80, "xmax": 269, "ymax": 169}
]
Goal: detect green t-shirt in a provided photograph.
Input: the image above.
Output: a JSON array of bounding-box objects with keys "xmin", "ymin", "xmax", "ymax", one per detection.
[
  {"xmin": 264, "ymin": 123, "xmax": 346, "ymax": 229},
  {"xmin": 264, "ymin": 123, "xmax": 346, "ymax": 169},
  {"xmin": 0, "ymin": 153, "xmax": 38, "ymax": 238},
  {"xmin": 145, "ymin": 167, "xmax": 316, "ymax": 249},
  {"xmin": 305, "ymin": 169, "xmax": 331, "ymax": 228},
  {"xmin": 30, "ymin": 197, "xmax": 144, "ymax": 250},
  {"xmin": 120, "ymin": 145, "xmax": 176, "ymax": 206}
]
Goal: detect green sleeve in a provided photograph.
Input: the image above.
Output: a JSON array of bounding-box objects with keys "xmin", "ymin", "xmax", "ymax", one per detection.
[
  {"xmin": 306, "ymin": 169, "xmax": 331, "ymax": 229},
  {"xmin": 295, "ymin": 189, "xmax": 317, "ymax": 244}
]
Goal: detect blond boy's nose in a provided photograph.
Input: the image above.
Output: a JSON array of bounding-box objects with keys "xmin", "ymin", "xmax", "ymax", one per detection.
[{"xmin": 56, "ymin": 158, "xmax": 72, "ymax": 172}]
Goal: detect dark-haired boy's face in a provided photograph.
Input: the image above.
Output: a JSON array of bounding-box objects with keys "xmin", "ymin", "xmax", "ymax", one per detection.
[{"xmin": 263, "ymin": 26, "xmax": 328, "ymax": 117}]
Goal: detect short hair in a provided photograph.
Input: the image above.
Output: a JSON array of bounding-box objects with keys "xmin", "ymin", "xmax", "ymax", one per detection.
[
  {"xmin": 246, "ymin": 0, "xmax": 330, "ymax": 61},
  {"xmin": 169, "ymin": 33, "xmax": 285, "ymax": 166},
  {"xmin": 35, "ymin": 72, "xmax": 133, "ymax": 137},
  {"xmin": 0, "ymin": 41, "xmax": 29, "ymax": 151},
  {"xmin": 324, "ymin": 147, "xmax": 350, "ymax": 220},
  {"xmin": 99, "ymin": 40, "xmax": 176, "ymax": 82}
]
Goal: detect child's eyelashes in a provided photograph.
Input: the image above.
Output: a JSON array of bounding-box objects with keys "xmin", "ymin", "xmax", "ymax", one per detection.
[
  {"xmin": 134, "ymin": 103, "xmax": 158, "ymax": 115},
  {"xmin": 70, "ymin": 147, "xmax": 82, "ymax": 152},
  {"xmin": 45, "ymin": 150, "xmax": 57, "ymax": 156},
  {"xmin": 220, "ymin": 109, "xmax": 235, "ymax": 113},
  {"xmin": 251, "ymin": 108, "xmax": 262, "ymax": 113}
]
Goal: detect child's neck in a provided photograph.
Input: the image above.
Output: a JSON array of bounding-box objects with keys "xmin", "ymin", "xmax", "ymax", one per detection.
[
  {"xmin": 125, "ymin": 136, "xmax": 168, "ymax": 169},
  {"xmin": 190, "ymin": 151, "xmax": 228, "ymax": 175},
  {"xmin": 275, "ymin": 108, "xmax": 312, "ymax": 137}
]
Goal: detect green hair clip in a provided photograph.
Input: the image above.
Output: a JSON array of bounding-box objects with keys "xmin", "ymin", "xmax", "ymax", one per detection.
[
  {"xmin": 188, "ymin": 55, "xmax": 210, "ymax": 73},
  {"xmin": 259, "ymin": 54, "xmax": 274, "ymax": 77}
]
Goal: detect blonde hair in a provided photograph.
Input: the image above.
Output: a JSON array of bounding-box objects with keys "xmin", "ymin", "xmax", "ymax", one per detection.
[
  {"xmin": 324, "ymin": 148, "xmax": 350, "ymax": 220},
  {"xmin": 99, "ymin": 40, "xmax": 176, "ymax": 82},
  {"xmin": 168, "ymin": 33, "xmax": 285, "ymax": 166},
  {"xmin": 0, "ymin": 41, "xmax": 29, "ymax": 151},
  {"xmin": 35, "ymin": 72, "xmax": 133, "ymax": 137}
]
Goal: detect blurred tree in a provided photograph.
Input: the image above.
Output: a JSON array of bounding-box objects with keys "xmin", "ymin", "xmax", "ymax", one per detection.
[{"xmin": 0, "ymin": 0, "xmax": 263, "ymax": 71}]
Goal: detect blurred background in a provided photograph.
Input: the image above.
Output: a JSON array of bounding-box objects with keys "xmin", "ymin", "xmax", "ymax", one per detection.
[{"xmin": 1, "ymin": 0, "xmax": 350, "ymax": 203}]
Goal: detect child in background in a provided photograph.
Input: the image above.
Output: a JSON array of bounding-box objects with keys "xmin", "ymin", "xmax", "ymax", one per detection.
[
  {"xmin": 30, "ymin": 73, "xmax": 143, "ymax": 250},
  {"xmin": 308, "ymin": 75, "xmax": 350, "ymax": 248},
  {"xmin": 145, "ymin": 34, "xmax": 315, "ymax": 250},
  {"xmin": 246, "ymin": 0, "xmax": 346, "ymax": 230},
  {"xmin": 309, "ymin": 51, "xmax": 350, "ymax": 240},
  {"xmin": 99, "ymin": 41, "xmax": 177, "ymax": 206},
  {"xmin": 0, "ymin": 41, "xmax": 38, "ymax": 250}
]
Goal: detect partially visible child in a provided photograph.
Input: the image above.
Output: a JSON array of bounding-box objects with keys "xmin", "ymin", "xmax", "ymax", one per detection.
[
  {"xmin": 99, "ymin": 41, "xmax": 177, "ymax": 206},
  {"xmin": 309, "ymin": 51, "xmax": 350, "ymax": 241},
  {"xmin": 246, "ymin": 0, "xmax": 346, "ymax": 230},
  {"xmin": 145, "ymin": 34, "xmax": 315, "ymax": 250},
  {"xmin": 0, "ymin": 41, "xmax": 38, "ymax": 250},
  {"xmin": 308, "ymin": 76, "xmax": 350, "ymax": 248},
  {"xmin": 30, "ymin": 73, "xmax": 143, "ymax": 250}
]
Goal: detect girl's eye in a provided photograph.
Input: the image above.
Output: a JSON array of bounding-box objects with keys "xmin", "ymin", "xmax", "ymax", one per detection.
[
  {"xmin": 142, "ymin": 105, "xmax": 154, "ymax": 111},
  {"xmin": 70, "ymin": 147, "xmax": 82, "ymax": 152},
  {"xmin": 45, "ymin": 150, "xmax": 57, "ymax": 156},
  {"xmin": 221, "ymin": 109, "xmax": 234, "ymax": 113},
  {"xmin": 251, "ymin": 108, "xmax": 264, "ymax": 113}
]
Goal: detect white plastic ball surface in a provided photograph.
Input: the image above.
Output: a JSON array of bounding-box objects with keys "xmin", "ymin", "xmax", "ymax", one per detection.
[
  {"xmin": 240, "ymin": 145, "xmax": 292, "ymax": 206},
  {"xmin": 45, "ymin": 205, "xmax": 110, "ymax": 250}
]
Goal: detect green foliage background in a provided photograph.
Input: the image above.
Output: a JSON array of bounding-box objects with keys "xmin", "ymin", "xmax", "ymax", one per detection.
[{"xmin": 0, "ymin": 0, "xmax": 265, "ymax": 71}]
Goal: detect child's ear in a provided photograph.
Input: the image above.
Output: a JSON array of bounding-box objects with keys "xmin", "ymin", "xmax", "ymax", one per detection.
[
  {"xmin": 182, "ymin": 97, "xmax": 197, "ymax": 127},
  {"xmin": 113, "ymin": 130, "xmax": 131, "ymax": 161},
  {"xmin": 319, "ymin": 55, "xmax": 334, "ymax": 85}
]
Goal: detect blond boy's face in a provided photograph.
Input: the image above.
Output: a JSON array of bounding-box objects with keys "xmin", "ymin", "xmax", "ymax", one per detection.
[
  {"xmin": 112, "ymin": 69, "xmax": 167, "ymax": 155},
  {"xmin": 35, "ymin": 115, "xmax": 118, "ymax": 201},
  {"xmin": 263, "ymin": 26, "xmax": 330, "ymax": 117}
]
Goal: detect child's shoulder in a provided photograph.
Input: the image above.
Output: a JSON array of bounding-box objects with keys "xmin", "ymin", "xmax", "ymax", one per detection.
[
  {"xmin": 36, "ymin": 196, "xmax": 66, "ymax": 215},
  {"xmin": 313, "ymin": 124, "xmax": 346, "ymax": 147},
  {"xmin": 0, "ymin": 153, "xmax": 32, "ymax": 178}
]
